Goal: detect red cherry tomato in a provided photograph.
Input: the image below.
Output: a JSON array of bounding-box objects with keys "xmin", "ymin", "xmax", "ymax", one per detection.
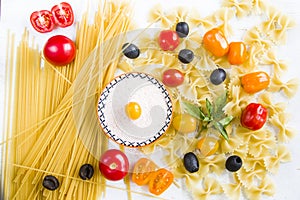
[
  {"xmin": 241, "ymin": 103, "xmax": 267, "ymax": 130},
  {"xmin": 99, "ymin": 149, "xmax": 129, "ymax": 181},
  {"xmin": 158, "ymin": 30, "xmax": 180, "ymax": 51},
  {"xmin": 162, "ymin": 69, "xmax": 184, "ymax": 87},
  {"xmin": 51, "ymin": 2, "xmax": 74, "ymax": 28},
  {"xmin": 30, "ymin": 10, "xmax": 55, "ymax": 33},
  {"xmin": 43, "ymin": 35, "xmax": 76, "ymax": 66}
]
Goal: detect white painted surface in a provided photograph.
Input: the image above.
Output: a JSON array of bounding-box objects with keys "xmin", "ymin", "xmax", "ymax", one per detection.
[{"xmin": 0, "ymin": 0, "xmax": 300, "ymax": 199}]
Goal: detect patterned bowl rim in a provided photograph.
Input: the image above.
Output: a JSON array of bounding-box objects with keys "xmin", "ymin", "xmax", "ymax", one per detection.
[{"xmin": 97, "ymin": 72, "xmax": 173, "ymax": 148}]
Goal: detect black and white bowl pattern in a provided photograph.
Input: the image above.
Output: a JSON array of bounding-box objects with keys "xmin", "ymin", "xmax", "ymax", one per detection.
[{"xmin": 97, "ymin": 72, "xmax": 173, "ymax": 148}]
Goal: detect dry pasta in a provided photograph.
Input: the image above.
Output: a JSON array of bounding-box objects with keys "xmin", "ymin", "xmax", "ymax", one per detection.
[
  {"xmin": 2, "ymin": 1, "xmax": 134, "ymax": 199},
  {"xmin": 1, "ymin": 0, "xmax": 298, "ymax": 200}
]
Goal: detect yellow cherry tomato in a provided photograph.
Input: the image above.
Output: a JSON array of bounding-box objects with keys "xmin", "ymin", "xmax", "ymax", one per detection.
[
  {"xmin": 197, "ymin": 137, "xmax": 219, "ymax": 156},
  {"xmin": 172, "ymin": 114, "xmax": 197, "ymax": 134},
  {"xmin": 125, "ymin": 102, "xmax": 141, "ymax": 120}
]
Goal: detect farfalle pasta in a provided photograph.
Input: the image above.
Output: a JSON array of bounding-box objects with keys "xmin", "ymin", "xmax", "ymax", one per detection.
[
  {"xmin": 192, "ymin": 177, "xmax": 223, "ymax": 200},
  {"xmin": 260, "ymin": 6, "xmax": 296, "ymax": 44},
  {"xmin": 264, "ymin": 145, "xmax": 291, "ymax": 174},
  {"xmin": 244, "ymin": 176, "xmax": 276, "ymax": 200},
  {"xmin": 222, "ymin": 0, "xmax": 253, "ymax": 18},
  {"xmin": 261, "ymin": 50, "xmax": 289, "ymax": 73},
  {"xmin": 269, "ymin": 112, "xmax": 296, "ymax": 142},
  {"xmin": 258, "ymin": 92, "xmax": 286, "ymax": 116},
  {"xmin": 222, "ymin": 174, "xmax": 243, "ymax": 200},
  {"xmin": 224, "ymin": 85, "xmax": 252, "ymax": 117}
]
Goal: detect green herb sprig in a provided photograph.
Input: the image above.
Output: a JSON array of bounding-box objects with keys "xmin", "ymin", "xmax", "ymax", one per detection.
[{"xmin": 183, "ymin": 92, "xmax": 233, "ymax": 140}]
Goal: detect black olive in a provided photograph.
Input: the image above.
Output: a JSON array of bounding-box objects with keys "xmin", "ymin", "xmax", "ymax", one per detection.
[
  {"xmin": 122, "ymin": 43, "xmax": 140, "ymax": 59},
  {"xmin": 79, "ymin": 164, "xmax": 94, "ymax": 180},
  {"xmin": 183, "ymin": 152, "xmax": 199, "ymax": 173},
  {"xmin": 225, "ymin": 155, "xmax": 243, "ymax": 172},
  {"xmin": 210, "ymin": 68, "xmax": 226, "ymax": 85},
  {"xmin": 178, "ymin": 49, "xmax": 194, "ymax": 64},
  {"xmin": 176, "ymin": 22, "xmax": 189, "ymax": 38},
  {"xmin": 42, "ymin": 175, "xmax": 60, "ymax": 191}
]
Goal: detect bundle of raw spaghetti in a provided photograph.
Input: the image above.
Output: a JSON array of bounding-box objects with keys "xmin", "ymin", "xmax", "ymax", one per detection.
[{"xmin": 2, "ymin": 1, "xmax": 134, "ymax": 199}]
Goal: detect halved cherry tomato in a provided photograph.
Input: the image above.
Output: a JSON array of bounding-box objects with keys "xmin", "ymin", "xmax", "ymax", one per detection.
[
  {"xmin": 241, "ymin": 71, "xmax": 270, "ymax": 94},
  {"xmin": 241, "ymin": 103, "xmax": 267, "ymax": 131},
  {"xmin": 197, "ymin": 137, "xmax": 219, "ymax": 156},
  {"xmin": 228, "ymin": 42, "xmax": 247, "ymax": 65},
  {"xmin": 30, "ymin": 10, "xmax": 55, "ymax": 33},
  {"xmin": 132, "ymin": 158, "xmax": 157, "ymax": 186},
  {"xmin": 203, "ymin": 28, "xmax": 229, "ymax": 57},
  {"xmin": 158, "ymin": 30, "xmax": 180, "ymax": 51},
  {"xmin": 43, "ymin": 35, "xmax": 76, "ymax": 66},
  {"xmin": 51, "ymin": 2, "xmax": 74, "ymax": 28},
  {"xmin": 99, "ymin": 149, "xmax": 129, "ymax": 181},
  {"xmin": 149, "ymin": 168, "xmax": 174, "ymax": 195}
]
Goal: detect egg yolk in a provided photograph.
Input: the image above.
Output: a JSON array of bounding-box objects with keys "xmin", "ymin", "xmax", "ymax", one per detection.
[{"xmin": 125, "ymin": 102, "xmax": 141, "ymax": 120}]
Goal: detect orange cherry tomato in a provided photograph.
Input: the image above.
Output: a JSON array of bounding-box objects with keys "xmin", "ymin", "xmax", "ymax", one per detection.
[
  {"xmin": 203, "ymin": 28, "xmax": 229, "ymax": 57},
  {"xmin": 228, "ymin": 42, "xmax": 247, "ymax": 65},
  {"xmin": 241, "ymin": 71, "xmax": 270, "ymax": 94},
  {"xmin": 125, "ymin": 102, "xmax": 142, "ymax": 120},
  {"xmin": 132, "ymin": 158, "xmax": 157, "ymax": 186},
  {"xmin": 197, "ymin": 137, "xmax": 219, "ymax": 156},
  {"xmin": 149, "ymin": 168, "xmax": 174, "ymax": 195}
]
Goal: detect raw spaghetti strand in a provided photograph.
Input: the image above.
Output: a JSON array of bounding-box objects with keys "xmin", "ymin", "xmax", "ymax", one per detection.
[{"xmin": 2, "ymin": 1, "xmax": 135, "ymax": 200}]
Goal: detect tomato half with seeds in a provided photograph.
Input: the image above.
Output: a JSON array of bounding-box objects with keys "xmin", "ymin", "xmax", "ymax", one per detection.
[
  {"xmin": 30, "ymin": 10, "xmax": 55, "ymax": 33},
  {"xmin": 241, "ymin": 103, "xmax": 267, "ymax": 131},
  {"xmin": 43, "ymin": 35, "xmax": 76, "ymax": 66},
  {"xmin": 149, "ymin": 168, "xmax": 174, "ymax": 195},
  {"xmin": 51, "ymin": 2, "xmax": 74, "ymax": 28},
  {"xmin": 197, "ymin": 136, "xmax": 219, "ymax": 157},
  {"xmin": 132, "ymin": 158, "xmax": 157, "ymax": 186},
  {"xmin": 99, "ymin": 149, "xmax": 129, "ymax": 181},
  {"xmin": 203, "ymin": 28, "xmax": 229, "ymax": 57}
]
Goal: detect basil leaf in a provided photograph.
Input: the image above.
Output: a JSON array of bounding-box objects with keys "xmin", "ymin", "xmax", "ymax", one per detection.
[
  {"xmin": 219, "ymin": 116, "xmax": 234, "ymax": 127},
  {"xmin": 206, "ymin": 98, "xmax": 213, "ymax": 118},
  {"xmin": 212, "ymin": 121, "xmax": 229, "ymax": 141},
  {"xmin": 183, "ymin": 102, "xmax": 205, "ymax": 120},
  {"xmin": 203, "ymin": 117, "xmax": 211, "ymax": 122},
  {"xmin": 213, "ymin": 91, "xmax": 227, "ymax": 119}
]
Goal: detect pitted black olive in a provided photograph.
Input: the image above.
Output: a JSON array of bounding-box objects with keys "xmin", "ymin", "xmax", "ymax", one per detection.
[
  {"xmin": 79, "ymin": 164, "xmax": 94, "ymax": 180},
  {"xmin": 42, "ymin": 175, "xmax": 60, "ymax": 191},
  {"xmin": 225, "ymin": 155, "xmax": 243, "ymax": 172}
]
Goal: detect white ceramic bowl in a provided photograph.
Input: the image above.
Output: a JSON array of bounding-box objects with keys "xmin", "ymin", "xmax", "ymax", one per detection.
[{"xmin": 97, "ymin": 72, "xmax": 173, "ymax": 147}]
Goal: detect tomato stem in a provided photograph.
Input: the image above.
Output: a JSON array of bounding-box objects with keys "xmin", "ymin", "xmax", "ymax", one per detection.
[{"xmin": 110, "ymin": 163, "xmax": 117, "ymax": 170}]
